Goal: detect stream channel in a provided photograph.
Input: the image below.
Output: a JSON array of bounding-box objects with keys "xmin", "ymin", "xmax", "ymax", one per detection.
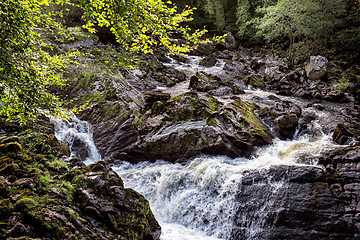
[{"xmin": 53, "ymin": 55, "xmax": 341, "ymax": 240}]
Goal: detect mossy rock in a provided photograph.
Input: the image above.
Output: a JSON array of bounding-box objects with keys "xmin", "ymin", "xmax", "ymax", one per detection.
[
  {"xmin": 199, "ymin": 55, "xmax": 217, "ymax": 67},
  {"xmin": 0, "ymin": 199, "xmax": 10, "ymax": 217},
  {"xmin": 189, "ymin": 72, "xmax": 220, "ymax": 92},
  {"xmin": 0, "ymin": 142, "xmax": 22, "ymax": 155},
  {"xmin": 332, "ymin": 124, "xmax": 359, "ymax": 145},
  {"xmin": 244, "ymin": 74, "xmax": 265, "ymax": 88},
  {"xmin": 136, "ymin": 92, "xmax": 272, "ymax": 162},
  {"xmin": 0, "ymin": 118, "xmax": 161, "ymax": 239},
  {"xmin": 0, "ymin": 179, "xmax": 7, "ymax": 196}
]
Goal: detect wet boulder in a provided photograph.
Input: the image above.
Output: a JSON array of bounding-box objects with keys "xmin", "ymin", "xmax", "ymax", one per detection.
[
  {"xmin": 95, "ymin": 91, "xmax": 272, "ymax": 163},
  {"xmin": 305, "ymin": 56, "xmax": 328, "ymax": 80},
  {"xmin": 72, "ymin": 161, "xmax": 161, "ymax": 240},
  {"xmin": 189, "ymin": 72, "xmax": 220, "ymax": 92},
  {"xmin": 145, "ymin": 91, "xmax": 171, "ymax": 104},
  {"xmin": 190, "ymin": 72, "xmax": 245, "ymax": 95},
  {"xmin": 71, "ymin": 137, "xmax": 89, "ymax": 161},
  {"xmin": 244, "ymin": 74, "xmax": 265, "ymax": 88},
  {"xmin": 215, "ymin": 32, "xmax": 237, "ymax": 50},
  {"xmin": 231, "ymin": 162, "xmax": 359, "ymax": 240},
  {"xmin": 224, "ymin": 32, "xmax": 237, "ymax": 49},
  {"xmin": 223, "ymin": 61, "xmax": 246, "ymax": 77},
  {"xmin": 332, "ymin": 124, "xmax": 360, "ymax": 145},
  {"xmin": 274, "ymin": 114, "xmax": 299, "ymax": 140},
  {"xmin": 259, "ymin": 99, "xmax": 302, "ymax": 140},
  {"xmin": 199, "ymin": 55, "xmax": 218, "ymax": 67},
  {"xmin": 0, "ymin": 120, "xmax": 161, "ymax": 240},
  {"xmin": 136, "ymin": 92, "xmax": 272, "ymax": 162}
]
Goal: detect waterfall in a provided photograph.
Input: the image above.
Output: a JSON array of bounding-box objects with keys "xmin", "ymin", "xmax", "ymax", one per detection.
[
  {"xmin": 51, "ymin": 115, "xmax": 101, "ymax": 165},
  {"xmin": 113, "ymin": 127, "xmax": 338, "ymax": 240}
]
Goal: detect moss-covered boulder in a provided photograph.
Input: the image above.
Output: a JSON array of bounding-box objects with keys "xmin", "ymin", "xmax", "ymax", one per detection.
[
  {"xmin": 95, "ymin": 91, "xmax": 272, "ymax": 163},
  {"xmin": 0, "ymin": 119, "xmax": 161, "ymax": 240},
  {"xmin": 189, "ymin": 72, "xmax": 245, "ymax": 95}
]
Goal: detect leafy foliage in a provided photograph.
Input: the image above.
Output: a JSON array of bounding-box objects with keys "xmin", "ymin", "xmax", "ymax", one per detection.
[
  {"xmin": 0, "ymin": 0, "xmax": 80, "ymax": 124},
  {"xmin": 77, "ymin": 0, "xmax": 221, "ymax": 55},
  {"xmin": 0, "ymin": 0, "xmax": 220, "ymax": 124},
  {"xmin": 236, "ymin": 0, "xmax": 275, "ymax": 37}
]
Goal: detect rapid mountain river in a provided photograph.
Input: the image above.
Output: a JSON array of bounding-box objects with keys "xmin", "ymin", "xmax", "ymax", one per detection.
[{"xmin": 53, "ymin": 55, "xmax": 341, "ymax": 240}]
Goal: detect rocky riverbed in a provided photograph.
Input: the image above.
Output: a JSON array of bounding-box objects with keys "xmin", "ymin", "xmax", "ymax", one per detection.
[{"xmin": 1, "ymin": 34, "xmax": 359, "ymax": 239}]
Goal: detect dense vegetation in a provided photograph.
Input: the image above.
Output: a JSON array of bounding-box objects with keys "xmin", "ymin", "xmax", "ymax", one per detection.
[
  {"xmin": 0, "ymin": 0, "xmax": 217, "ymax": 124},
  {"xmin": 177, "ymin": 0, "xmax": 360, "ymax": 60},
  {"xmin": 0, "ymin": 0, "xmax": 359, "ymax": 123}
]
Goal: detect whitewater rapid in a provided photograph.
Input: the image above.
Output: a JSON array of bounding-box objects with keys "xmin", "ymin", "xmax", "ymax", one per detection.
[
  {"xmin": 113, "ymin": 129, "xmax": 337, "ymax": 240},
  {"xmin": 52, "ymin": 55, "xmax": 342, "ymax": 240}
]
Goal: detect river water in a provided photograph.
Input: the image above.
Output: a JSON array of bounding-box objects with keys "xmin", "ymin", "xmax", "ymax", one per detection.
[{"xmin": 53, "ymin": 55, "xmax": 341, "ymax": 240}]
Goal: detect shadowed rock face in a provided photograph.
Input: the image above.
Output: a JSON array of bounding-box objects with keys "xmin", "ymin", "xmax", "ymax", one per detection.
[{"xmin": 231, "ymin": 146, "xmax": 360, "ymax": 240}]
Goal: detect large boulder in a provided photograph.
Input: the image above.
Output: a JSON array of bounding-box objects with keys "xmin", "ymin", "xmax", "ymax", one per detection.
[
  {"xmin": 93, "ymin": 92, "xmax": 272, "ymax": 163},
  {"xmin": 0, "ymin": 120, "xmax": 161, "ymax": 240},
  {"xmin": 231, "ymin": 146, "xmax": 360, "ymax": 240},
  {"xmin": 274, "ymin": 114, "xmax": 299, "ymax": 139},
  {"xmin": 256, "ymin": 97, "xmax": 301, "ymax": 140},
  {"xmin": 305, "ymin": 56, "xmax": 328, "ymax": 80},
  {"xmin": 189, "ymin": 72, "xmax": 220, "ymax": 92},
  {"xmin": 189, "ymin": 72, "xmax": 245, "ymax": 95},
  {"xmin": 199, "ymin": 55, "xmax": 218, "ymax": 67}
]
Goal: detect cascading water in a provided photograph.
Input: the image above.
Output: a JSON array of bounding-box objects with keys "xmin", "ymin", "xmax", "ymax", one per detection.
[
  {"xmin": 51, "ymin": 116, "xmax": 101, "ymax": 165},
  {"xmin": 113, "ymin": 55, "xmax": 341, "ymax": 239},
  {"xmin": 52, "ymin": 55, "xmax": 342, "ymax": 240},
  {"xmin": 113, "ymin": 126, "xmax": 337, "ymax": 240},
  {"xmin": 164, "ymin": 55, "xmax": 226, "ymax": 76}
]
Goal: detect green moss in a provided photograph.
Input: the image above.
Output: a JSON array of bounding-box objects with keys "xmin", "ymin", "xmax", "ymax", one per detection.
[
  {"xmin": 332, "ymin": 77, "xmax": 351, "ymax": 92},
  {"xmin": 46, "ymin": 158, "xmax": 69, "ymax": 172},
  {"xmin": 245, "ymin": 75, "xmax": 265, "ymax": 87},
  {"xmin": 16, "ymin": 196, "xmax": 37, "ymax": 210},
  {"xmin": 0, "ymin": 179, "xmax": 6, "ymax": 194},
  {"xmin": 205, "ymin": 136, "xmax": 216, "ymax": 142},
  {"xmin": 0, "ymin": 142, "xmax": 22, "ymax": 154},
  {"xmin": 72, "ymin": 175, "xmax": 89, "ymax": 189},
  {"xmin": 132, "ymin": 109, "xmax": 147, "ymax": 129},
  {"xmin": 0, "ymin": 199, "xmax": 10, "ymax": 216},
  {"xmin": 68, "ymin": 209, "xmax": 79, "ymax": 222},
  {"xmin": 207, "ymin": 118, "xmax": 218, "ymax": 127},
  {"xmin": 232, "ymin": 100, "xmax": 270, "ymax": 140},
  {"xmin": 39, "ymin": 174, "xmax": 53, "ymax": 189}
]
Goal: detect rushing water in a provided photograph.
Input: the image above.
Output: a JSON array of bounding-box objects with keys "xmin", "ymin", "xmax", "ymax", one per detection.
[
  {"xmin": 51, "ymin": 116, "xmax": 101, "ymax": 165},
  {"xmin": 53, "ymin": 55, "xmax": 341, "ymax": 240},
  {"xmin": 113, "ymin": 130, "xmax": 336, "ymax": 240}
]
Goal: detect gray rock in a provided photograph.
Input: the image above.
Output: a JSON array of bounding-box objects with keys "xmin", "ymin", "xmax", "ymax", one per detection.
[
  {"xmin": 231, "ymin": 162, "xmax": 360, "ymax": 240},
  {"xmin": 305, "ymin": 56, "xmax": 328, "ymax": 80},
  {"xmin": 199, "ymin": 55, "xmax": 218, "ymax": 67},
  {"xmin": 224, "ymin": 32, "xmax": 237, "ymax": 49},
  {"xmin": 274, "ymin": 114, "xmax": 299, "ymax": 140}
]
